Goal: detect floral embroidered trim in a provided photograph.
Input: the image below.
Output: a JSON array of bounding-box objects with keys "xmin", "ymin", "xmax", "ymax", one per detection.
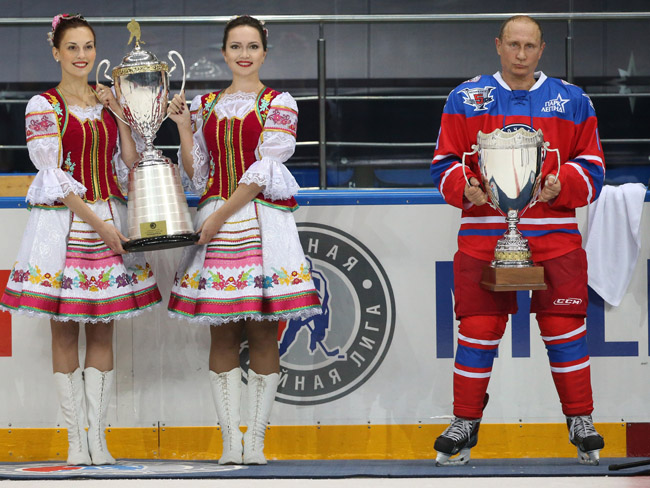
[
  {"xmin": 62, "ymin": 152, "xmax": 76, "ymax": 175},
  {"xmin": 25, "ymin": 111, "xmax": 58, "ymax": 142},
  {"xmin": 174, "ymin": 264, "xmax": 312, "ymax": 291},
  {"xmin": 10, "ymin": 263, "xmax": 154, "ymax": 292}
]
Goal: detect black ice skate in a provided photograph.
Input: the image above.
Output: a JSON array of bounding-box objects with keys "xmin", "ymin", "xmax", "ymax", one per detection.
[
  {"xmin": 434, "ymin": 394, "xmax": 489, "ymax": 466},
  {"xmin": 566, "ymin": 415, "xmax": 605, "ymax": 465},
  {"xmin": 434, "ymin": 417, "xmax": 481, "ymax": 465}
]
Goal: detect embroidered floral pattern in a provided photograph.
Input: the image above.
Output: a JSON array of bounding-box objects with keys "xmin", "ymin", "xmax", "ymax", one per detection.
[
  {"xmin": 46, "ymin": 94, "xmax": 63, "ymax": 116},
  {"xmin": 25, "ymin": 111, "xmax": 59, "ymax": 142},
  {"xmin": 62, "ymin": 152, "xmax": 76, "ymax": 175},
  {"xmin": 258, "ymin": 91, "xmax": 274, "ymax": 121},
  {"xmin": 26, "ymin": 265, "xmax": 63, "ymax": 288},
  {"xmin": 273, "ymin": 264, "xmax": 312, "ymax": 286},
  {"xmin": 175, "ymin": 265, "xmax": 311, "ymax": 291},
  {"xmin": 28, "ymin": 115, "xmax": 55, "ymax": 133},
  {"xmin": 10, "ymin": 263, "xmax": 154, "ymax": 292},
  {"xmin": 264, "ymin": 106, "xmax": 298, "ymax": 136},
  {"xmin": 203, "ymin": 153, "xmax": 216, "ymax": 197},
  {"xmin": 202, "ymin": 92, "xmax": 216, "ymax": 120}
]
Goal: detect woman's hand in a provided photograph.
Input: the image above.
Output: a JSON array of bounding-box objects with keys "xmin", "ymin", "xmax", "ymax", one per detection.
[
  {"xmin": 168, "ymin": 92, "xmax": 191, "ymax": 129},
  {"xmin": 95, "ymin": 83, "xmax": 124, "ymax": 118},
  {"xmin": 196, "ymin": 209, "xmax": 226, "ymax": 245},
  {"xmin": 96, "ymin": 221, "xmax": 129, "ymax": 255}
]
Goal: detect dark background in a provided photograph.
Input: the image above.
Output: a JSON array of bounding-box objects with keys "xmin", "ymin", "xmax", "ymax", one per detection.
[{"xmin": 1, "ymin": 1, "xmax": 648, "ymax": 187}]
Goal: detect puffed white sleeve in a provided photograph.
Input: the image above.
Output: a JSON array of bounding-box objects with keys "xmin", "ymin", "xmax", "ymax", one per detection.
[
  {"xmin": 240, "ymin": 91, "xmax": 300, "ymax": 200},
  {"xmin": 24, "ymin": 95, "xmax": 87, "ymax": 205},
  {"xmin": 177, "ymin": 94, "xmax": 210, "ymax": 195}
]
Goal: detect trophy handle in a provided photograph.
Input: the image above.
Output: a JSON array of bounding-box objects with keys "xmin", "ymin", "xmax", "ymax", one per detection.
[
  {"xmin": 461, "ymin": 144, "xmax": 497, "ymax": 210},
  {"xmin": 545, "ymin": 145, "xmax": 561, "ymax": 181},
  {"xmin": 163, "ymin": 50, "xmax": 187, "ymax": 123},
  {"xmin": 95, "ymin": 59, "xmax": 112, "ymax": 86},
  {"xmin": 461, "ymin": 145, "xmax": 479, "ymax": 186},
  {"xmin": 530, "ymin": 144, "xmax": 562, "ymax": 208},
  {"xmin": 95, "ymin": 59, "xmax": 130, "ymax": 126}
]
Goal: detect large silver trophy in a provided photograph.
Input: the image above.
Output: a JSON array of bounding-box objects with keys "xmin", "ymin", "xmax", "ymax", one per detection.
[
  {"xmin": 462, "ymin": 128, "xmax": 560, "ymax": 291},
  {"xmin": 97, "ymin": 20, "xmax": 197, "ymax": 252}
]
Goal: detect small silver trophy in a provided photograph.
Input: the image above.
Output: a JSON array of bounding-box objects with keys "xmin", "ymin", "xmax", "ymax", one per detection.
[
  {"xmin": 96, "ymin": 20, "xmax": 197, "ymax": 252},
  {"xmin": 462, "ymin": 128, "xmax": 560, "ymax": 291}
]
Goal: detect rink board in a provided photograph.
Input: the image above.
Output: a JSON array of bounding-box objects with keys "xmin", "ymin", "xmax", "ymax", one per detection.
[{"xmin": 0, "ymin": 189, "xmax": 648, "ymax": 460}]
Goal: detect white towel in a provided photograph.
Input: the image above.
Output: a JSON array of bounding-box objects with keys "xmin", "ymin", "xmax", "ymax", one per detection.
[{"xmin": 584, "ymin": 183, "xmax": 647, "ymax": 306}]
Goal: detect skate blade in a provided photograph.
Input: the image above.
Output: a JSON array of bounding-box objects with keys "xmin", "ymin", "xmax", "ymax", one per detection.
[
  {"xmin": 577, "ymin": 447, "xmax": 600, "ymax": 466},
  {"xmin": 435, "ymin": 447, "xmax": 471, "ymax": 466}
]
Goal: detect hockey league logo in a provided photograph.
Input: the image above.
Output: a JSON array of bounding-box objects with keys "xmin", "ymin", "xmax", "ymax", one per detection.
[
  {"xmin": 239, "ymin": 223, "xmax": 395, "ymax": 406},
  {"xmin": 460, "ymin": 86, "xmax": 496, "ymax": 111}
]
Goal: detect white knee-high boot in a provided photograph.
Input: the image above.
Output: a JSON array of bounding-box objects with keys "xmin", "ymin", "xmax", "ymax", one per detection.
[
  {"xmin": 243, "ymin": 369, "xmax": 279, "ymax": 465},
  {"xmin": 209, "ymin": 368, "xmax": 244, "ymax": 464},
  {"xmin": 53, "ymin": 368, "xmax": 91, "ymax": 465},
  {"xmin": 84, "ymin": 367, "xmax": 116, "ymax": 465}
]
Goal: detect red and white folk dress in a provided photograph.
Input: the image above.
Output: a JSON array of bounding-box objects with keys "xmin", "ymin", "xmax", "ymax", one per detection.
[
  {"xmin": 167, "ymin": 88, "xmax": 322, "ymax": 324},
  {"xmin": 0, "ymin": 88, "xmax": 162, "ymax": 322}
]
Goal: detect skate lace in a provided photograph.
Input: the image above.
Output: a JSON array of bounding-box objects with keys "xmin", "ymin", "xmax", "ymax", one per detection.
[
  {"xmin": 570, "ymin": 415, "xmax": 597, "ymax": 440},
  {"xmin": 442, "ymin": 417, "xmax": 474, "ymax": 441}
]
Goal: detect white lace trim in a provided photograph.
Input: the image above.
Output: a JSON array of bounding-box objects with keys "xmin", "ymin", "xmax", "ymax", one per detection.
[
  {"xmin": 220, "ymin": 91, "xmax": 257, "ymax": 101},
  {"xmin": 240, "ymin": 158, "xmax": 300, "ymax": 200},
  {"xmin": 167, "ymin": 306, "xmax": 322, "ymax": 326},
  {"xmin": 191, "ymin": 143, "xmax": 208, "ymax": 192},
  {"xmin": 1, "ymin": 302, "xmax": 160, "ymax": 324},
  {"xmin": 68, "ymin": 103, "xmax": 104, "ymax": 121},
  {"xmin": 26, "ymin": 169, "xmax": 87, "ymax": 205},
  {"xmin": 239, "ymin": 172, "xmax": 269, "ymax": 189}
]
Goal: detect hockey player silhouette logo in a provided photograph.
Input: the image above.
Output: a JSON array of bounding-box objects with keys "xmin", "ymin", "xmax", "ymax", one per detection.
[
  {"xmin": 278, "ymin": 257, "xmax": 345, "ymax": 360},
  {"xmin": 245, "ymin": 223, "xmax": 395, "ymax": 406}
]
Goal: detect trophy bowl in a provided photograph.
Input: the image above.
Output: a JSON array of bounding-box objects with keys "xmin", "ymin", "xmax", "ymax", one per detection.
[
  {"xmin": 462, "ymin": 128, "xmax": 560, "ymax": 291},
  {"xmin": 97, "ymin": 23, "xmax": 198, "ymax": 252}
]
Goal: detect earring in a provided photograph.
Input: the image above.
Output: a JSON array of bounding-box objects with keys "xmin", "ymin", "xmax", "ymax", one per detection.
[{"xmin": 55, "ymin": 59, "xmax": 60, "ymax": 63}]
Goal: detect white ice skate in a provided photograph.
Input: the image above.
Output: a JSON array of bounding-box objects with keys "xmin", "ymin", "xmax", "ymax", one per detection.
[{"xmin": 567, "ymin": 415, "xmax": 605, "ymax": 466}]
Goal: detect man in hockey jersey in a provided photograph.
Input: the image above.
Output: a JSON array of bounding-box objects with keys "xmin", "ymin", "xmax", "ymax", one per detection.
[{"xmin": 430, "ymin": 15, "xmax": 605, "ymax": 466}]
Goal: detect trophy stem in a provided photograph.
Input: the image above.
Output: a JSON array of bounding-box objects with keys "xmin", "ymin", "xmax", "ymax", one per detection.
[{"xmin": 492, "ymin": 209, "xmax": 533, "ymax": 267}]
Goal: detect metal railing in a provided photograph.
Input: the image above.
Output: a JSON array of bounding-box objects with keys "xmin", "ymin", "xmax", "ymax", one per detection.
[{"xmin": 1, "ymin": 12, "xmax": 650, "ymax": 188}]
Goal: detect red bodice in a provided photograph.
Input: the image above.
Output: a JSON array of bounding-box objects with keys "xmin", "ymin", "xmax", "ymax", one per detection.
[
  {"xmin": 41, "ymin": 87, "xmax": 124, "ymax": 206},
  {"xmin": 197, "ymin": 87, "xmax": 297, "ymax": 210}
]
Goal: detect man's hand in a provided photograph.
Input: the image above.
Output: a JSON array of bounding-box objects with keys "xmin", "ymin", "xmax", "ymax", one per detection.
[
  {"xmin": 464, "ymin": 177, "xmax": 488, "ymax": 206},
  {"xmin": 538, "ymin": 174, "xmax": 561, "ymax": 203}
]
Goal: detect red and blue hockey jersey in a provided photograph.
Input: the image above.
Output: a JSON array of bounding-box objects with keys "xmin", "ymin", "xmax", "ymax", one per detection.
[{"xmin": 431, "ymin": 71, "xmax": 605, "ymax": 262}]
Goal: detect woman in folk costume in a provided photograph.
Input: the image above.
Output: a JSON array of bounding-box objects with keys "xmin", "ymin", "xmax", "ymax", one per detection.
[
  {"xmin": 167, "ymin": 15, "xmax": 321, "ymax": 464},
  {"xmin": 0, "ymin": 14, "xmax": 162, "ymax": 465}
]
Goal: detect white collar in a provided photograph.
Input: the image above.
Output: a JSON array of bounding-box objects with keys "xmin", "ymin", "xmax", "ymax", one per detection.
[{"xmin": 493, "ymin": 71, "xmax": 546, "ymax": 91}]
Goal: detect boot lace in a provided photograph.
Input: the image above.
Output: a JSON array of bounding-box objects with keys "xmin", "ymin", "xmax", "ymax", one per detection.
[
  {"xmin": 569, "ymin": 415, "xmax": 597, "ymax": 441},
  {"xmin": 442, "ymin": 417, "xmax": 474, "ymax": 442}
]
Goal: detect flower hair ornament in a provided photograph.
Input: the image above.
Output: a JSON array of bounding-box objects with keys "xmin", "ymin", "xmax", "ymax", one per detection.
[{"xmin": 47, "ymin": 13, "xmax": 84, "ymax": 46}]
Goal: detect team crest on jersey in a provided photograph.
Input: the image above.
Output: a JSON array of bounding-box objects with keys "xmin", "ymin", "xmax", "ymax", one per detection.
[
  {"xmin": 502, "ymin": 123, "xmax": 533, "ymax": 133},
  {"xmin": 238, "ymin": 223, "xmax": 395, "ymax": 406},
  {"xmin": 460, "ymin": 86, "xmax": 495, "ymax": 111},
  {"xmin": 542, "ymin": 94, "xmax": 570, "ymax": 113}
]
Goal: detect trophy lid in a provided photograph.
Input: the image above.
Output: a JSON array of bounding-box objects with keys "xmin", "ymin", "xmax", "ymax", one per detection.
[
  {"xmin": 111, "ymin": 20, "xmax": 169, "ymax": 77},
  {"xmin": 477, "ymin": 128, "xmax": 544, "ymax": 149}
]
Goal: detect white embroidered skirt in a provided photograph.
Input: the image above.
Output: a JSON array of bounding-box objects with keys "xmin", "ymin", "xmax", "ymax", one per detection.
[{"xmin": 167, "ymin": 199, "xmax": 322, "ymax": 324}]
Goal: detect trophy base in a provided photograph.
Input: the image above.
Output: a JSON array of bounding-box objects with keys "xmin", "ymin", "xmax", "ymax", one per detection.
[
  {"xmin": 123, "ymin": 233, "xmax": 199, "ymax": 252},
  {"xmin": 480, "ymin": 265, "xmax": 547, "ymax": 292}
]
